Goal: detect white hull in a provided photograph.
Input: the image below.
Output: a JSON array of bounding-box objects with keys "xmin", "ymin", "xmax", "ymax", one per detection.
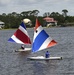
[
  {"xmin": 15, "ymin": 48, "xmax": 31, "ymax": 52},
  {"xmin": 28, "ymin": 56, "xmax": 62, "ymax": 60}
]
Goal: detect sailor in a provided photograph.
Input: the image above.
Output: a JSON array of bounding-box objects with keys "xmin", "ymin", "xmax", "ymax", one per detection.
[
  {"xmin": 21, "ymin": 44, "xmax": 24, "ymax": 49},
  {"xmin": 45, "ymin": 51, "xmax": 50, "ymax": 58}
]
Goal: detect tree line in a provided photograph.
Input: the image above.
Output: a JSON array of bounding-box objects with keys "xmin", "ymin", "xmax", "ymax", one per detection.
[{"xmin": 0, "ymin": 9, "xmax": 74, "ymax": 28}]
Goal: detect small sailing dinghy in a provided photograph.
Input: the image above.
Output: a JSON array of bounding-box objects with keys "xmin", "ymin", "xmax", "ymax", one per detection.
[
  {"xmin": 28, "ymin": 56, "xmax": 62, "ymax": 60},
  {"xmin": 28, "ymin": 18, "xmax": 62, "ymax": 60},
  {"xmin": 8, "ymin": 19, "xmax": 31, "ymax": 52}
]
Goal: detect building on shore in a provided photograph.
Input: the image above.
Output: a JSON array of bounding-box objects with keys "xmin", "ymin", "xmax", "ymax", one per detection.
[
  {"xmin": 0, "ymin": 21, "xmax": 5, "ymax": 29},
  {"xmin": 43, "ymin": 17, "xmax": 57, "ymax": 27}
]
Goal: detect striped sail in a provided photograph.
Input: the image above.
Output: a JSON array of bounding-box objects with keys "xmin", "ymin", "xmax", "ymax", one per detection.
[
  {"xmin": 8, "ymin": 22, "xmax": 31, "ymax": 45},
  {"xmin": 32, "ymin": 19, "xmax": 57, "ymax": 52}
]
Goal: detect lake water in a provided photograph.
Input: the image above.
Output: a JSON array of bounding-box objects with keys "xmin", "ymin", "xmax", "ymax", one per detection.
[{"xmin": 0, "ymin": 27, "xmax": 74, "ymax": 75}]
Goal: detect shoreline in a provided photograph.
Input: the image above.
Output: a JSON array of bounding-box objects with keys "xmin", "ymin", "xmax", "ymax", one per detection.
[{"xmin": 0, "ymin": 26, "xmax": 74, "ymax": 30}]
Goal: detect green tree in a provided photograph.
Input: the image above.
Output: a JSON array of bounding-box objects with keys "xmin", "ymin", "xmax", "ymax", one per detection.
[
  {"xmin": 43, "ymin": 12, "xmax": 50, "ymax": 17},
  {"xmin": 62, "ymin": 9, "xmax": 68, "ymax": 26},
  {"xmin": 62, "ymin": 9, "xmax": 68, "ymax": 17},
  {"xmin": 30, "ymin": 10, "xmax": 39, "ymax": 16}
]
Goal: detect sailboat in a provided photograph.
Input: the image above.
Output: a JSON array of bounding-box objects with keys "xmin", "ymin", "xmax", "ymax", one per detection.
[
  {"xmin": 8, "ymin": 19, "xmax": 31, "ymax": 52},
  {"xmin": 28, "ymin": 18, "xmax": 62, "ymax": 60}
]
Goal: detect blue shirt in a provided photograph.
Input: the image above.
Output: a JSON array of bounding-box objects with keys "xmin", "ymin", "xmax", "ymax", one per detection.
[{"xmin": 45, "ymin": 51, "xmax": 50, "ymax": 58}]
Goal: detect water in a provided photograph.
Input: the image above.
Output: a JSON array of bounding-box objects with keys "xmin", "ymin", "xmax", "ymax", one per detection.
[{"xmin": 0, "ymin": 27, "xmax": 74, "ymax": 75}]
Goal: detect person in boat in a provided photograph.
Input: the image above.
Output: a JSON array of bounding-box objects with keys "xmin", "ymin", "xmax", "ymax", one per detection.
[
  {"xmin": 21, "ymin": 44, "xmax": 25, "ymax": 49},
  {"xmin": 45, "ymin": 51, "xmax": 50, "ymax": 58}
]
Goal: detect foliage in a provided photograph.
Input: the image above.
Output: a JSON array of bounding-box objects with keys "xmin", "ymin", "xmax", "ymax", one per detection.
[{"xmin": 0, "ymin": 9, "xmax": 74, "ymax": 28}]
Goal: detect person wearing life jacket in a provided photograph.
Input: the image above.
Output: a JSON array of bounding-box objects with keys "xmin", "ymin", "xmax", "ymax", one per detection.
[{"xmin": 45, "ymin": 51, "xmax": 50, "ymax": 58}]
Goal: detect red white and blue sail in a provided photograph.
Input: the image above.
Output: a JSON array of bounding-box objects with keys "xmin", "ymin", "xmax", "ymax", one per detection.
[
  {"xmin": 32, "ymin": 19, "xmax": 57, "ymax": 52},
  {"xmin": 8, "ymin": 22, "xmax": 31, "ymax": 45}
]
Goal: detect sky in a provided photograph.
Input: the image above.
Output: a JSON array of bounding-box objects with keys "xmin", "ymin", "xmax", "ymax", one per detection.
[{"xmin": 0, "ymin": 0, "xmax": 74, "ymax": 16}]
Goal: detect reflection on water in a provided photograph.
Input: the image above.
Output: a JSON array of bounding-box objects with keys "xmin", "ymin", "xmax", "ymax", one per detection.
[{"xmin": 0, "ymin": 27, "xmax": 74, "ymax": 75}]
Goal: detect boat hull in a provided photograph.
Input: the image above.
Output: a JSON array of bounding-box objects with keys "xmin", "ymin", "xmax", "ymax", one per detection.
[
  {"xmin": 15, "ymin": 48, "xmax": 31, "ymax": 52},
  {"xmin": 28, "ymin": 56, "xmax": 62, "ymax": 60}
]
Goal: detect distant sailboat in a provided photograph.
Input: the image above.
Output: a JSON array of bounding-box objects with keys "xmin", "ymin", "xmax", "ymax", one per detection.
[
  {"xmin": 28, "ymin": 18, "xmax": 62, "ymax": 60},
  {"xmin": 8, "ymin": 19, "xmax": 31, "ymax": 52}
]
